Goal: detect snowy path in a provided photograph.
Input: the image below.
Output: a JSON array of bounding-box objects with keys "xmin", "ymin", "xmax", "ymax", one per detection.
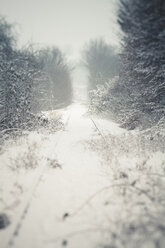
[
  {"xmin": 1, "ymin": 103, "xmax": 164, "ymax": 248},
  {"xmin": 0, "ymin": 104, "xmax": 124, "ymax": 248}
]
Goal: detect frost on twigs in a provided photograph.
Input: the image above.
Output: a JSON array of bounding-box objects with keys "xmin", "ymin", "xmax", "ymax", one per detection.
[
  {"xmin": 9, "ymin": 141, "xmax": 38, "ymax": 171},
  {"xmin": 89, "ymin": 75, "xmax": 165, "ymax": 130},
  {"xmin": 38, "ymin": 115, "xmax": 64, "ymax": 134},
  {"xmin": 88, "ymin": 126, "xmax": 165, "ymax": 248}
]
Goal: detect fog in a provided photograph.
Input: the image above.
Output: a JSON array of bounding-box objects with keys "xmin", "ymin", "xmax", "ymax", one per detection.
[
  {"xmin": 0, "ymin": 0, "xmax": 120, "ymax": 60},
  {"xmin": 0, "ymin": 1, "xmax": 165, "ymax": 247}
]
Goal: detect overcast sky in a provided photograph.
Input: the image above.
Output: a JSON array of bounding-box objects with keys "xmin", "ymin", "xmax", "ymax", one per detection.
[{"xmin": 0, "ymin": 0, "xmax": 120, "ymax": 59}]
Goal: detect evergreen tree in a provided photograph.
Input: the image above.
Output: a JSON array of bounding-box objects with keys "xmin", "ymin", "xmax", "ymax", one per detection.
[{"xmin": 118, "ymin": 0, "xmax": 165, "ymax": 125}]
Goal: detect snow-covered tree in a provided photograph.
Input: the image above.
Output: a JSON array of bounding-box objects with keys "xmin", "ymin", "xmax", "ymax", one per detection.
[
  {"xmin": 0, "ymin": 17, "xmax": 15, "ymax": 60},
  {"xmin": 118, "ymin": 0, "xmax": 165, "ymax": 125},
  {"xmin": 83, "ymin": 39, "xmax": 120, "ymax": 91},
  {"xmin": 89, "ymin": 1, "xmax": 165, "ymax": 129},
  {"xmin": 33, "ymin": 47, "xmax": 72, "ymax": 111},
  {"xmin": 0, "ymin": 18, "xmax": 40, "ymax": 130}
]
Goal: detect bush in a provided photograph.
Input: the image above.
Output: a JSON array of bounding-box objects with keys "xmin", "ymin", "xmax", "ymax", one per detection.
[
  {"xmin": 89, "ymin": 76, "xmax": 165, "ymax": 130},
  {"xmin": 0, "ymin": 17, "xmax": 72, "ymax": 133}
]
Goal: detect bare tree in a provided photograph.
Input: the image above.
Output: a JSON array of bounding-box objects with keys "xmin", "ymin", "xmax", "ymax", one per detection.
[{"xmin": 83, "ymin": 39, "xmax": 120, "ymax": 91}]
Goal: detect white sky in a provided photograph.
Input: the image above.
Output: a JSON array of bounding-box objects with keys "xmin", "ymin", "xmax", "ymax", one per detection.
[{"xmin": 0, "ymin": 0, "xmax": 120, "ymax": 60}]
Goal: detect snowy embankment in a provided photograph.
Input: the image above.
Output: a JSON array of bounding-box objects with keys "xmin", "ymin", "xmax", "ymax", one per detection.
[
  {"xmin": 0, "ymin": 103, "xmax": 165, "ymax": 248},
  {"xmin": 88, "ymin": 118, "xmax": 165, "ymax": 248}
]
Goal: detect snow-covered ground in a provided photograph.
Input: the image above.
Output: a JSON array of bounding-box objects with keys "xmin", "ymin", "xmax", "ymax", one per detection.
[
  {"xmin": 0, "ymin": 103, "xmax": 123, "ymax": 248},
  {"xmin": 0, "ymin": 103, "xmax": 165, "ymax": 248}
]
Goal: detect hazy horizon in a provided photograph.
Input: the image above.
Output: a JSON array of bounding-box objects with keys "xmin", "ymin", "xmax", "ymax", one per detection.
[{"xmin": 0, "ymin": 0, "xmax": 120, "ymax": 60}]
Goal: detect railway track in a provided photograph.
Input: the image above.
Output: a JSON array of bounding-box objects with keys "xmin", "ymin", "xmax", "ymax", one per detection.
[{"xmin": 5, "ymin": 111, "xmax": 72, "ymax": 248}]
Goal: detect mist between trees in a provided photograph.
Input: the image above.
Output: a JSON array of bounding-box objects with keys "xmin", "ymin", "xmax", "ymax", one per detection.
[
  {"xmin": 0, "ymin": 17, "xmax": 72, "ymax": 132},
  {"xmin": 0, "ymin": 0, "xmax": 165, "ymax": 133},
  {"xmin": 0, "ymin": 2, "xmax": 165, "ymax": 247},
  {"xmin": 82, "ymin": 39, "xmax": 120, "ymax": 91},
  {"xmin": 85, "ymin": 0, "xmax": 165, "ymax": 131}
]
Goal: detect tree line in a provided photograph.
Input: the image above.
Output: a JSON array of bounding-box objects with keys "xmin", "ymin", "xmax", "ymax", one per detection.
[
  {"xmin": 85, "ymin": 0, "xmax": 165, "ymax": 130},
  {"xmin": 0, "ymin": 17, "xmax": 72, "ymax": 132}
]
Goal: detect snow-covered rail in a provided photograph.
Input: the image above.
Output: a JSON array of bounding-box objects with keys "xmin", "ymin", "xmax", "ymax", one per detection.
[
  {"xmin": 5, "ymin": 111, "xmax": 72, "ymax": 248},
  {"xmin": 1, "ymin": 103, "xmax": 124, "ymax": 248}
]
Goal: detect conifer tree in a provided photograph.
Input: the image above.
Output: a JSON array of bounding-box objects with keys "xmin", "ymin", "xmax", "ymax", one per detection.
[{"xmin": 118, "ymin": 0, "xmax": 165, "ymax": 122}]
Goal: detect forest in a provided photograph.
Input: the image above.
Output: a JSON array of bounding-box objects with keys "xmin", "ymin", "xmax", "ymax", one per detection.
[
  {"xmin": 0, "ymin": 0, "xmax": 165, "ymax": 248},
  {"xmin": 1, "ymin": 1, "xmax": 164, "ymax": 133},
  {"xmin": 0, "ymin": 17, "xmax": 72, "ymax": 132}
]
